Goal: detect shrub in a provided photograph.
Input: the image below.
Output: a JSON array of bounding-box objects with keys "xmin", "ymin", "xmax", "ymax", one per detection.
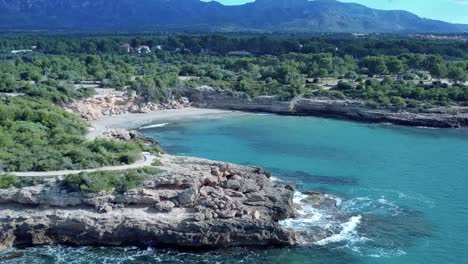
[
  {"xmin": 62, "ymin": 167, "xmax": 160, "ymax": 194},
  {"xmin": 118, "ymin": 152, "xmax": 140, "ymax": 164},
  {"xmin": 0, "ymin": 174, "xmax": 19, "ymax": 189},
  {"xmin": 336, "ymin": 81, "xmax": 354, "ymax": 91},
  {"xmin": 118, "ymin": 170, "xmax": 146, "ymax": 193},
  {"xmin": 391, "ymin": 96, "xmax": 407, "ymax": 109},
  {"xmin": 63, "ymin": 171, "xmax": 119, "ymax": 193},
  {"xmin": 152, "ymin": 159, "xmax": 163, "ymax": 166},
  {"xmin": 16, "ymin": 177, "xmax": 46, "ymax": 188},
  {"xmin": 378, "ymin": 96, "xmax": 391, "ymax": 107},
  {"xmin": 331, "ymin": 91, "xmax": 347, "ymax": 100},
  {"xmin": 407, "ymin": 100, "xmax": 421, "ymax": 109},
  {"xmin": 366, "ymin": 100, "xmax": 378, "ymax": 109}
]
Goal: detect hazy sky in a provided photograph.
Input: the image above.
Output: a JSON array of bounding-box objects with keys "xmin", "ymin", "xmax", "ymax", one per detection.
[{"xmin": 203, "ymin": 0, "xmax": 468, "ymax": 24}]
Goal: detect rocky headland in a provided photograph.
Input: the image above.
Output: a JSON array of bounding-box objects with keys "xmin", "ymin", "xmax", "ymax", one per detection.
[
  {"xmin": 0, "ymin": 89, "xmax": 359, "ymax": 253},
  {"xmin": 0, "ymin": 155, "xmax": 298, "ymax": 251},
  {"xmin": 181, "ymin": 86, "xmax": 468, "ymax": 128}
]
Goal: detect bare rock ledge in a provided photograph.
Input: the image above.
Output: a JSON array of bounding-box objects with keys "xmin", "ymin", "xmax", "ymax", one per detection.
[
  {"xmin": 181, "ymin": 87, "xmax": 468, "ymax": 128},
  {"xmin": 0, "ymin": 155, "xmax": 296, "ymax": 251}
]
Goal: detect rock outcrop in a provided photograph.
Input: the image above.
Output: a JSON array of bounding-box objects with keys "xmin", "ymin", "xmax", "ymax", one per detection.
[
  {"xmin": 181, "ymin": 87, "xmax": 468, "ymax": 128},
  {"xmin": 64, "ymin": 90, "xmax": 190, "ymax": 120},
  {"xmin": 97, "ymin": 128, "xmax": 159, "ymax": 144},
  {"xmin": 0, "ymin": 155, "xmax": 296, "ymax": 250}
]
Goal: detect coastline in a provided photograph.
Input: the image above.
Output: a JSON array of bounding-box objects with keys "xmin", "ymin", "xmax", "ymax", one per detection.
[
  {"xmin": 0, "ymin": 107, "xmax": 301, "ymax": 252},
  {"xmin": 180, "ymin": 88, "xmax": 468, "ymax": 128},
  {"xmin": 87, "ymin": 107, "xmax": 246, "ymax": 139},
  {"xmin": 0, "ymin": 155, "xmax": 298, "ymax": 251},
  {"xmin": 3, "ymin": 94, "xmax": 463, "ymax": 254}
]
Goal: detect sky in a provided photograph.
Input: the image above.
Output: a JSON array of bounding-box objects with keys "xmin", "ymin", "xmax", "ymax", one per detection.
[{"xmin": 203, "ymin": 0, "xmax": 468, "ymax": 24}]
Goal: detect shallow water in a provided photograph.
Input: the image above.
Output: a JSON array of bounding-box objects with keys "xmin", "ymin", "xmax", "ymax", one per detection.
[{"xmin": 3, "ymin": 114, "xmax": 468, "ymax": 263}]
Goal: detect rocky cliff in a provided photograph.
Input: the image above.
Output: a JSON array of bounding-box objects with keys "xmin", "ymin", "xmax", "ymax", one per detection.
[
  {"xmin": 183, "ymin": 87, "xmax": 468, "ymax": 128},
  {"xmin": 0, "ymin": 155, "xmax": 297, "ymax": 250},
  {"xmin": 64, "ymin": 90, "xmax": 190, "ymax": 121}
]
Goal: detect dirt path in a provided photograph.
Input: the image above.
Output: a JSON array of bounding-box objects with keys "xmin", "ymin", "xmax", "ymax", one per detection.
[{"xmin": 9, "ymin": 152, "xmax": 155, "ymax": 177}]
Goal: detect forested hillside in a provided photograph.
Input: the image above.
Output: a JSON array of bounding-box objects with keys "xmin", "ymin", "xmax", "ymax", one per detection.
[{"xmin": 1, "ymin": 35, "xmax": 466, "ymax": 107}]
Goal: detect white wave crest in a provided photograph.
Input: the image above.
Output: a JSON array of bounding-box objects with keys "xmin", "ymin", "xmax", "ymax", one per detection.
[
  {"xmin": 280, "ymin": 191, "xmax": 337, "ymax": 236},
  {"xmin": 279, "ymin": 191, "xmax": 411, "ymax": 257},
  {"xmin": 293, "ymin": 191, "xmax": 309, "ymax": 205},
  {"xmin": 140, "ymin": 123, "xmax": 169, "ymax": 129},
  {"xmin": 315, "ymin": 215, "xmax": 365, "ymax": 246}
]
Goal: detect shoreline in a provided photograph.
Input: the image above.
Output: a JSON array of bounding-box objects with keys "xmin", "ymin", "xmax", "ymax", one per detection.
[
  {"xmin": 0, "ymin": 155, "xmax": 298, "ymax": 251},
  {"xmin": 179, "ymin": 88, "xmax": 468, "ymax": 128},
  {"xmin": 87, "ymin": 107, "xmax": 247, "ymax": 139},
  {"xmin": 85, "ymin": 105, "xmax": 467, "ymax": 143},
  {"xmin": 1, "ymin": 107, "xmax": 304, "ymax": 252}
]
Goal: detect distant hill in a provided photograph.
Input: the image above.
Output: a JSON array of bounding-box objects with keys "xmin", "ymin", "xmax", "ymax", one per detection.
[{"xmin": 0, "ymin": 0, "xmax": 466, "ymax": 33}]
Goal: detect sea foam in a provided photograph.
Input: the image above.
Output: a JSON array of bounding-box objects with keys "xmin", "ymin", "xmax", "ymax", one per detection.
[{"xmin": 314, "ymin": 215, "xmax": 365, "ymax": 246}]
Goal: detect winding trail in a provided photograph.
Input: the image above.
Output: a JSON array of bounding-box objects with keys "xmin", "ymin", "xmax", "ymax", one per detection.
[{"xmin": 9, "ymin": 152, "xmax": 156, "ymax": 177}]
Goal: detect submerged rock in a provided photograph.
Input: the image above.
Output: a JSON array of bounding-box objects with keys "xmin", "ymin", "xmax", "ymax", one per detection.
[{"xmin": 0, "ymin": 155, "xmax": 296, "ymax": 250}]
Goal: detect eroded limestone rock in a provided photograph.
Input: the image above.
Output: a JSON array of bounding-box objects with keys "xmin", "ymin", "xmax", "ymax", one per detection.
[{"xmin": 0, "ymin": 154, "xmax": 296, "ymax": 250}]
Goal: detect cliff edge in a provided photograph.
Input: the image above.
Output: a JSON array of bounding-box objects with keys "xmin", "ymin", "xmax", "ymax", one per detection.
[
  {"xmin": 183, "ymin": 87, "xmax": 468, "ymax": 128},
  {"xmin": 0, "ymin": 155, "xmax": 296, "ymax": 250}
]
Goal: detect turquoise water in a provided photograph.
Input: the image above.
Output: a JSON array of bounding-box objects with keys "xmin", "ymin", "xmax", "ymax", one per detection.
[
  {"xmin": 142, "ymin": 114, "xmax": 468, "ymax": 263},
  {"xmin": 3, "ymin": 114, "xmax": 468, "ymax": 263}
]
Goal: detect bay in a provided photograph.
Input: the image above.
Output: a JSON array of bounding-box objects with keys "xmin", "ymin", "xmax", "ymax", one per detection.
[{"xmin": 4, "ymin": 114, "xmax": 468, "ymax": 263}]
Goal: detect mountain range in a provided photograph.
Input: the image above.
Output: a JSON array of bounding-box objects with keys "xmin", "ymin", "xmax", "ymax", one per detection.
[{"xmin": 0, "ymin": 0, "xmax": 466, "ymax": 33}]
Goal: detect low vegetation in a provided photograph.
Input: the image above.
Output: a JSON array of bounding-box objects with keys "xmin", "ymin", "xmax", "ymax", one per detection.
[
  {"xmin": 151, "ymin": 159, "xmax": 163, "ymax": 166},
  {"xmin": 0, "ymin": 173, "xmax": 46, "ymax": 189},
  {"xmin": 0, "ymin": 96, "xmax": 145, "ymax": 172},
  {"xmin": 0, "ymin": 174, "xmax": 19, "ymax": 189},
  {"xmin": 62, "ymin": 167, "xmax": 160, "ymax": 193}
]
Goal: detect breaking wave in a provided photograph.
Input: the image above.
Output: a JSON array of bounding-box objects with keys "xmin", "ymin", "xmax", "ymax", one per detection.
[
  {"xmin": 140, "ymin": 123, "xmax": 169, "ymax": 129},
  {"xmin": 279, "ymin": 191, "xmax": 407, "ymax": 258},
  {"xmin": 315, "ymin": 215, "xmax": 365, "ymax": 246}
]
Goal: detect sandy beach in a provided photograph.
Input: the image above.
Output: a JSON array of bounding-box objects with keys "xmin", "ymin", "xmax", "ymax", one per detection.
[{"xmin": 87, "ymin": 107, "xmax": 245, "ymax": 139}]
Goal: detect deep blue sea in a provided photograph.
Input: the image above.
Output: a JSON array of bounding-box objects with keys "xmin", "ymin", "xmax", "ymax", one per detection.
[{"xmin": 3, "ymin": 113, "xmax": 468, "ymax": 263}]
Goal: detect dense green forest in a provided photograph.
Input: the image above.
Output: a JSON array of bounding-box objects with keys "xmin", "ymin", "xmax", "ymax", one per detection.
[
  {"xmin": 0, "ymin": 34, "xmax": 466, "ymax": 172},
  {"xmin": 1, "ymin": 34, "xmax": 466, "ymax": 108}
]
